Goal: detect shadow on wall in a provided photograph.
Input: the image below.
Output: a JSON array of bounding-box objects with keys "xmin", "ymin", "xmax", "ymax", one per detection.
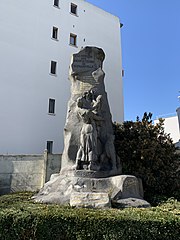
[{"xmin": 0, "ymin": 151, "xmax": 62, "ymax": 195}]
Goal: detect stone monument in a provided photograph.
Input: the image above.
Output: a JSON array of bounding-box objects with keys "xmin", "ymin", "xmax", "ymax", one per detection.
[
  {"xmin": 61, "ymin": 46, "xmax": 121, "ymax": 175},
  {"xmin": 33, "ymin": 47, "xmax": 150, "ymax": 208}
]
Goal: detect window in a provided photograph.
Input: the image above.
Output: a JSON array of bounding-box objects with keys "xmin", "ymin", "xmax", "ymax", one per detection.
[
  {"xmin": 70, "ymin": 33, "xmax": 77, "ymax": 46},
  {"xmin": 47, "ymin": 141, "xmax": 53, "ymax": 153},
  {"xmin": 70, "ymin": 3, "xmax": 77, "ymax": 15},
  {"xmin": 52, "ymin": 26, "xmax": 58, "ymax": 40},
  {"xmin": 53, "ymin": 0, "xmax": 59, "ymax": 7},
  {"xmin": 122, "ymin": 69, "xmax": 125, "ymax": 77},
  {"xmin": 48, "ymin": 98, "xmax": 55, "ymax": 114},
  {"xmin": 50, "ymin": 61, "xmax": 57, "ymax": 75}
]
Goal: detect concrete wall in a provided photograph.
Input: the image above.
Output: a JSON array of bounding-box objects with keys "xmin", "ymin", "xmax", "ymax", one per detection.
[
  {"xmin": 0, "ymin": 0, "xmax": 123, "ymax": 155},
  {"xmin": 0, "ymin": 152, "xmax": 61, "ymax": 195}
]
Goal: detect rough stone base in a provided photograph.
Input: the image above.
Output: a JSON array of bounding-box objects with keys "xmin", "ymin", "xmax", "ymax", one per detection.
[
  {"xmin": 70, "ymin": 192, "xmax": 111, "ymax": 208},
  {"xmin": 60, "ymin": 168, "xmax": 122, "ymax": 178},
  {"xmin": 33, "ymin": 172, "xmax": 150, "ymax": 208},
  {"xmin": 112, "ymin": 198, "xmax": 151, "ymax": 208}
]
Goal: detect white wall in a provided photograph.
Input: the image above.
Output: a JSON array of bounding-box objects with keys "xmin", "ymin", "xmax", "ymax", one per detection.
[
  {"xmin": 0, "ymin": 0, "xmax": 123, "ymax": 154},
  {"xmin": 176, "ymin": 107, "xmax": 180, "ymax": 131},
  {"xmin": 154, "ymin": 115, "xmax": 180, "ymax": 143}
]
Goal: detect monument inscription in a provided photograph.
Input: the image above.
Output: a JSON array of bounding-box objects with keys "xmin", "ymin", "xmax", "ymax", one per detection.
[{"xmin": 72, "ymin": 51, "xmax": 97, "ymax": 73}]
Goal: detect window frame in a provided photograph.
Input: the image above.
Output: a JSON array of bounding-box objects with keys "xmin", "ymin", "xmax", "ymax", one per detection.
[
  {"xmin": 47, "ymin": 141, "xmax": 53, "ymax": 154},
  {"xmin": 70, "ymin": 3, "xmax": 78, "ymax": 16},
  {"xmin": 52, "ymin": 26, "xmax": 59, "ymax": 40},
  {"xmin": 53, "ymin": 0, "xmax": 59, "ymax": 8},
  {"xmin": 48, "ymin": 98, "xmax": 56, "ymax": 115},
  {"xmin": 69, "ymin": 33, "xmax": 77, "ymax": 47},
  {"xmin": 50, "ymin": 60, "xmax": 57, "ymax": 75}
]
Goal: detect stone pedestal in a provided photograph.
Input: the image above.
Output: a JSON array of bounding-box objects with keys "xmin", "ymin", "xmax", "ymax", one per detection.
[{"xmin": 33, "ymin": 173, "xmax": 150, "ymax": 208}]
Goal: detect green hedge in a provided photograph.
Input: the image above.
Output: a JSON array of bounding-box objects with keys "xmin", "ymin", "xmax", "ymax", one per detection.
[{"xmin": 0, "ymin": 193, "xmax": 179, "ymax": 240}]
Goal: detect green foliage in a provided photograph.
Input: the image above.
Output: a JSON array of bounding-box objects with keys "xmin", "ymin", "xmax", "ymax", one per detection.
[
  {"xmin": 114, "ymin": 112, "xmax": 180, "ymax": 199},
  {"xmin": 0, "ymin": 192, "xmax": 179, "ymax": 240}
]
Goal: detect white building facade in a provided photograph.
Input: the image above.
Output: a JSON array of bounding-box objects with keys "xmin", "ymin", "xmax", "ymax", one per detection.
[
  {"xmin": 177, "ymin": 107, "xmax": 180, "ymax": 131},
  {"xmin": 0, "ymin": 0, "xmax": 124, "ymax": 154},
  {"xmin": 154, "ymin": 113, "xmax": 180, "ymax": 144},
  {"xmin": 176, "ymin": 107, "xmax": 180, "ymax": 147}
]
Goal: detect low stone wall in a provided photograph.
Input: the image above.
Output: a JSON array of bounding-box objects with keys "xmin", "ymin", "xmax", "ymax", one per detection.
[{"xmin": 0, "ymin": 151, "xmax": 61, "ymax": 195}]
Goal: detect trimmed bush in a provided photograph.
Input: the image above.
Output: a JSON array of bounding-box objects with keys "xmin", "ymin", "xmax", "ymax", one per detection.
[{"xmin": 0, "ymin": 192, "xmax": 179, "ymax": 240}]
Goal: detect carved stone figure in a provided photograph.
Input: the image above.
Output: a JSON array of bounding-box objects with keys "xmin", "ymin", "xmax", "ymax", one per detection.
[
  {"xmin": 75, "ymin": 110, "xmax": 98, "ymax": 170},
  {"xmin": 75, "ymin": 91, "xmax": 104, "ymax": 171}
]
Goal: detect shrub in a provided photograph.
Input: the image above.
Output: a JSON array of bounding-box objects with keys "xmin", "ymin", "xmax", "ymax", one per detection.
[
  {"xmin": 0, "ymin": 192, "xmax": 179, "ymax": 240},
  {"xmin": 114, "ymin": 113, "xmax": 180, "ymax": 199}
]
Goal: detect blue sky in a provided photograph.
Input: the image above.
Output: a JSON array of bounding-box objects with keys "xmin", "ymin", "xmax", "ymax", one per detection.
[{"xmin": 87, "ymin": 0, "xmax": 180, "ymax": 121}]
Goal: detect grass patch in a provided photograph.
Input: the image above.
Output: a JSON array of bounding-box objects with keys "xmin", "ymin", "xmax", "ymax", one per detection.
[{"xmin": 0, "ymin": 192, "xmax": 179, "ymax": 240}]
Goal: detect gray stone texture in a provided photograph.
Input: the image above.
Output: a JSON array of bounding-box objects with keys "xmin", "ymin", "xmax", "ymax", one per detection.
[
  {"xmin": 33, "ymin": 174, "xmax": 144, "ymax": 207},
  {"xmin": 70, "ymin": 192, "xmax": 111, "ymax": 208},
  {"xmin": 112, "ymin": 198, "xmax": 151, "ymax": 208},
  {"xmin": 61, "ymin": 46, "xmax": 121, "ymax": 174}
]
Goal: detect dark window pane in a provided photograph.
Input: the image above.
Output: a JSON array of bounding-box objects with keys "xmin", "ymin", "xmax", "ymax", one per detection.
[
  {"xmin": 71, "ymin": 3, "xmax": 77, "ymax": 15},
  {"xmin": 49, "ymin": 99, "xmax": 55, "ymax": 114},
  {"xmin": 47, "ymin": 141, "xmax": 53, "ymax": 153},
  {"xmin": 50, "ymin": 61, "xmax": 57, "ymax": 74},
  {"xmin": 52, "ymin": 27, "xmax": 58, "ymax": 39},
  {"xmin": 54, "ymin": 0, "xmax": 59, "ymax": 7}
]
